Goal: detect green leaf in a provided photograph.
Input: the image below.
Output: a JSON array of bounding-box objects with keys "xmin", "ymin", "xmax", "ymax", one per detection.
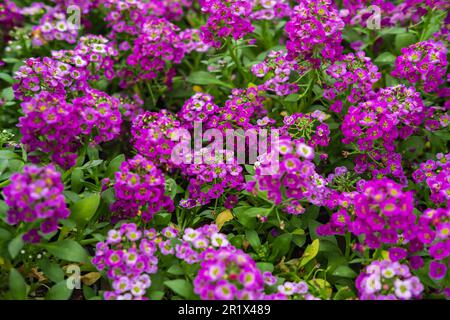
[
  {"xmin": 270, "ymin": 233, "xmax": 292, "ymax": 260},
  {"xmin": 334, "ymin": 286, "xmax": 356, "ymax": 300},
  {"xmin": 1, "ymin": 87, "xmax": 14, "ymax": 101},
  {"xmin": 164, "ymin": 279, "xmax": 196, "ymax": 299},
  {"xmin": 37, "ymin": 259, "xmax": 65, "ymax": 283},
  {"xmin": 167, "ymin": 264, "xmax": 184, "ymax": 276},
  {"xmin": 395, "ymin": 33, "xmax": 417, "ymax": 52},
  {"xmin": 186, "ymin": 71, "xmax": 233, "ymax": 89},
  {"xmin": 80, "ymin": 160, "xmax": 103, "ymax": 169},
  {"xmin": 374, "ymin": 52, "xmax": 396, "ymax": 65},
  {"xmin": 244, "ymin": 165, "xmax": 255, "ymax": 175},
  {"xmin": 291, "ymin": 228, "xmax": 305, "ymax": 235},
  {"xmin": 245, "ymin": 230, "xmax": 261, "ymax": 249},
  {"xmin": 234, "ymin": 206, "xmax": 270, "ymax": 229},
  {"xmin": 46, "ymin": 281, "xmax": 73, "ymax": 300},
  {"xmin": 432, "ymin": 130, "xmax": 450, "ymax": 141},
  {"xmin": 106, "ymin": 154, "xmax": 125, "ymax": 178},
  {"xmin": 0, "ymin": 150, "xmax": 20, "ymax": 160},
  {"xmin": 8, "ymin": 234, "xmax": 24, "ymax": 259},
  {"xmin": 0, "ymin": 200, "xmax": 8, "ymax": 219},
  {"xmin": 71, "ymin": 168, "xmax": 84, "ymax": 193},
  {"xmin": 2, "ymin": 58, "xmax": 20, "ymax": 63},
  {"xmin": 400, "ymin": 136, "xmax": 424, "ymax": 157},
  {"xmin": 70, "ymin": 193, "xmax": 100, "ymax": 228},
  {"xmin": 0, "ymin": 227, "xmax": 12, "ymax": 240},
  {"xmin": 83, "ymin": 285, "xmax": 96, "ymax": 300},
  {"xmin": 9, "ymin": 268, "xmax": 27, "ymax": 300},
  {"xmin": 154, "ymin": 212, "xmax": 171, "ymax": 226},
  {"xmin": 42, "ymin": 240, "xmax": 89, "ymax": 263},
  {"xmin": 332, "ymin": 265, "xmax": 357, "ymax": 278},
  {"xmin": 256, "ymin": 262, "xmax": 274, "ymax": 273},
  {"xmin": 0, "ymin": 73, "xmax": 14, "ymax": 84},
  {"xmin": 284, "ymin": 94, "xmax": 301, "ymax": 102},
  {"xmin": 300, "ymin": 239, "xmax": 320, "ymax": 267},
  {"xmin": 380, "ymin": 27, "xmax": 407, "ymax": 36},
  {"xmin": 420, "ymin": 10, "xmax": 446, "ymax": 41},
  {"xmin": 149, "ymin": 291, "xmax": 165, "ymax": 300},
  {"xmin": 165, "ymin": 178, "xmax": 178, "ymax": 199}
]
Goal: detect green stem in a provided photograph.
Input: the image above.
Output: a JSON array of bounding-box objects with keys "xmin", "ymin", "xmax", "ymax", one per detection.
[
  {"xmin": 146, "ymin": 81, "xmax": 157, "ymax": 107},
  {"xmin": 228, "ymin": 39, "xmax": 248, "ymax": 84},
  {"xmin": 344, "ymin": 232, "xmax": 351, "ymax": 260}
]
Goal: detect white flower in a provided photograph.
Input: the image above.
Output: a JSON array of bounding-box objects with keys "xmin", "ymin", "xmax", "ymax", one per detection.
[
  {"xmin": 211, "ymin": 233, "xmax": 229, "ymax": 247},
  {"xmin": 55, "ymin": 21, "xmax": 67, "ymax": 32},
  {"xmin": 365, "ymin": 274, "xmax": 381, "ymax": 294},
  {"xmin": 277, "ymin": 282, "xmax": 296, "ymax": 295},
  {"xmin": 394, "ymin": 279, "xmax": 412, "ymax": 300},
  {"xmin": 296, "ymin": 142, "xmax": 314, "ymax": 160},
  {"xmin": 381, "ymin": 267, "xmax": 396, "ymax": 279}
]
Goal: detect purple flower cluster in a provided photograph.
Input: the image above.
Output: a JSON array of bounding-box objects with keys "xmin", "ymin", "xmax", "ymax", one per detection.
[
  {"xmin": 277, "ymin": 281, "xmax": 320, "ymax": 300},
  {"xmin": 0, "ymin": 0, "xmax": 23, "ymax": 40},
  {"xmin": 117, "ymin": 93, "xmax": 144, "ymax": 121},
  {"xmin": 110, "ymin": 155, "xmax": 174, "ymax": 222},
  {"xmin": 180, "ymin": 159, "xmax": 245, "ymax": 209},
  {"xmin": 324, "ymin": 51, "xmax": 381, "ymax": 109},
  {"xmin": 178, "ymin": 93, "xmax": 219, "ymax": 129},
  {"xmin": 392, "ymin": 40, "xmax": 448, "ymax": 93},
  {"xmin": 218, "ymin": 87, "xmax": 268, "ymax": 130},
  {"xmin": 199, "ymin": 0, "xmax": 255, "ymax": 48},
  {"xmin": 356, "ymin": 260, "xmax": 423, "ymax": 300},
  {"xmin": 180, "ymin": 29, "xmax": 211, "ymax": 54},
  {"xmin": 131, "ymin": 110, "xmax": 182, "ymax": 169},
  {"xmin": 416, "ymin": 208, "xmax": 449, "ymax": 280},
  {"xmin": 340, "ymin": 0, "xmax": 425, "ymax": 29},
  {"xmin": 4, "ymin": 164, "xmax": 69, "ymax": 243},
  {"xmin": 251, "ymin": 50, "xmax": 299, "ymax": 96},
  {"xmin": 318, "ymin": 178, "xmax": 416, "ymax": 249},
  {"xmin": 19, "ymin": 87, "xmax": 121, "ymax": 168},
  {"xmin": 52, "ymin": 0, "xmax": 98, "ymax": 14},
  {"xmin": 31, "ymin": 5, "xmax": 78, "ymax": 47},
  {"xmin": 124, "ymin": 18, "xmax": 185, "ymax": 87},
  {"xmin": 145, "ymin": 0, "xmax": 193, "ymax": 21},
  {"xmin": 73, "ymin": 34, "xmax": 118, "ymax": 81},
  {"xmin": 250, "ymin": 136, "xmax": 330, "ymax": 214},
  {"xmin": 285, "ymin": 0, "xmax": 344, "ymax": 66},
  {"xmin": 342, "ymin": 85, "xmax": 427, "ymax": 181},
  {"xmin": 93, "ymin": 223, "xmax": 314, "ymax": 300},
  {"xmin": 163, "ymin": 224, "xmax": 231, "ymax": 262},
  {"xmin": 282, "ymin": 112, "xmax": 331, "ymax": 149},
  {"xmin": 92, "ymin": 223, "xmax": 159, "ymax": 300},
  {"xmin": 412, "ymin": 153, "xmax": 450, "ymax": 206},
  {"xmin": 193, "ymin": 246, "xmax": 267, "ymax": 300},
  {"xmin": 250, "ymin": 0, "xmax": 291, "ymax": 20}
]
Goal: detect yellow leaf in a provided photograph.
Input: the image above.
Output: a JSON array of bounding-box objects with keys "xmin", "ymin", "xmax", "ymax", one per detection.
[
  {"xmin": 215, "ymin": 209, "xmax": 233, "ymax": 230},
  {"xmin": 193, "ymin": 85, "xmax": 203, "ymax": 92},
  {"xmin": 299, "ymin": 239, "xmax": 320, "ymax": 267},
  {"xmin": 81, "ymin": 272, "xmax": 101, "ymax": 286},
  {"xmin": 381, "ymin": 250, "xmax": 390, "ymax": 261},
  {"xmin": 29, "ymin": 268, "xmax": 47, "ymax": 282}
]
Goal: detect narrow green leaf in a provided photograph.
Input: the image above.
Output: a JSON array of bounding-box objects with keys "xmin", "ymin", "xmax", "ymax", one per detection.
[{"xmin": 187, "ymin": 71, "xmax": 233, "ymax": 89}]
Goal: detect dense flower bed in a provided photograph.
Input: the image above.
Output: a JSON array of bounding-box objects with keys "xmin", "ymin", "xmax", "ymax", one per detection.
[{"xmin": 0, "ymin": 0, "xmax": 448, "ymax": 300}]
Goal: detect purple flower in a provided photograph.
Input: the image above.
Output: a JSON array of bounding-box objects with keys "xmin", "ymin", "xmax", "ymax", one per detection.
[{"xmin": 429, "ymin": 261, "xmax": 447, "ymax": 280}]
